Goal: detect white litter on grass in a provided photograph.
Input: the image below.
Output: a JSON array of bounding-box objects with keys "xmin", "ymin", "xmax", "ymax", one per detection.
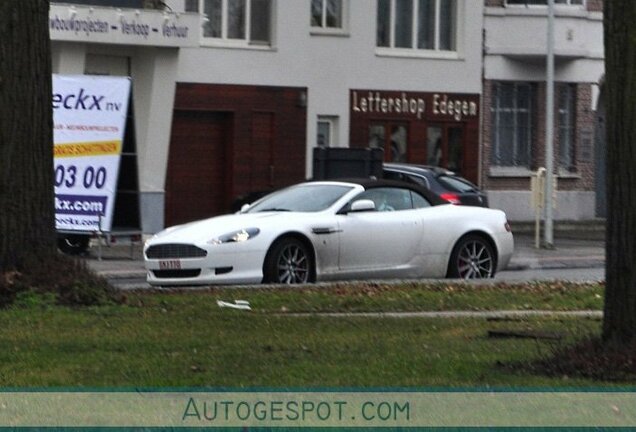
[{"xmin": 217, "ymin": 300, "xmax": 251, "ymax": 310}]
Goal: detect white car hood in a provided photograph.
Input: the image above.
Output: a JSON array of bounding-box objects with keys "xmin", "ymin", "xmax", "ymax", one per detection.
[{"xmin": 149, "ymin": 212, "xmax": 301, "ymax": 244}]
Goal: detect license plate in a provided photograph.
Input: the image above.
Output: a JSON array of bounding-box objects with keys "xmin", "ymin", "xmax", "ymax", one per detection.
[{"xmin": 159, "ymin": 260, "xmax": 181, "ymax": 270}]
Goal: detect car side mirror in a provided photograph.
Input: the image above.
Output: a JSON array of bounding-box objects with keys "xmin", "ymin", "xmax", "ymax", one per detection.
[
  {"xmin": 240, "ymin": 203, "xmax": 251, "ymax": 213},
  {"xmin": 350, "ymin": 199, "xmax": 376, "ymax": 213}
]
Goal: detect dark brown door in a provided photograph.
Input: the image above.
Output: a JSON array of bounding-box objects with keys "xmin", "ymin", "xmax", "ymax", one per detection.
[
  {"xmin": 249, "ymin": 112, "xmax": 275, "ymax": 190},
  {"xmin": 165, "ymin": 110, "xmax": 230, "ymax": 226}
]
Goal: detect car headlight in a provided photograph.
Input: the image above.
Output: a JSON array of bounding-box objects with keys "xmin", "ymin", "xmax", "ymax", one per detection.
[{"xmin": 208, "ymin": 228, "xmax": 260, "ymax": 245}]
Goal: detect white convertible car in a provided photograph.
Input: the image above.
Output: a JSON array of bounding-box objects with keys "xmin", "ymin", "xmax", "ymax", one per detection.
[{"xmin": 144, "ymin": 179, "xmax": 514, "ymax": 286}]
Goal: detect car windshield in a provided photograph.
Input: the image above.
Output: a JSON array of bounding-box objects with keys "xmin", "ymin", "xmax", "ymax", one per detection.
[{"xmin": 245, "ymin": 184, "xmax": 354, "ymax": 213}]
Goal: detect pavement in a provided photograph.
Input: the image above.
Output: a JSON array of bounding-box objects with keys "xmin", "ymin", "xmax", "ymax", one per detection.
[{"xmin": 83, "ymin": 225, "xmax": 606, "ymax": 281}]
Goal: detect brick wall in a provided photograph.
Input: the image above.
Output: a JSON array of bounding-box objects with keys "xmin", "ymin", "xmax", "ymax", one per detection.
[
  {"xmin": 572, "ymin": 84, "xmax": 596, "ymax": 190},
  {"xmin": 587, "ymin": 0, "xmax": 603, "ymax": 13}
]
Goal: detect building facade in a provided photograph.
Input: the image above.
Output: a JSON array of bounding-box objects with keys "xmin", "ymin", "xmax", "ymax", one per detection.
[
  {"xmin": 48, "ymin": 0, "xmax": 604, "ymax": 234},
  {"xmin": 50, "ymin": 0, "xmax": 485, "ymax": 232},
  {"xmin": 482, "ymin": 0, "xmax": 604, "ymax": 220}
]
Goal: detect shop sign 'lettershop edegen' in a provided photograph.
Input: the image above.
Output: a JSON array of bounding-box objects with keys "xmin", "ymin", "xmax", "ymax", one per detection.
[{"xmin": 351, "ymin": 90, "xmax": 479, "ymax": 122}]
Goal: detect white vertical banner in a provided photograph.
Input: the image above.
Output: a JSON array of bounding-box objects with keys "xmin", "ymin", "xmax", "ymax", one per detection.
[{"xmin": 53, "ymin": 75, "xmax": 131, "ymax": 233}]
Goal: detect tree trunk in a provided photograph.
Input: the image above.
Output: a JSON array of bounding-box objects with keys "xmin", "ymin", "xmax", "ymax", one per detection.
[
  {"xmin": 602, "ymin": 0, "xmax": 636, "ymax": 343},
  {"xmin": 0, "ymin": 0, "xmax": 55, "ymax": 270}
]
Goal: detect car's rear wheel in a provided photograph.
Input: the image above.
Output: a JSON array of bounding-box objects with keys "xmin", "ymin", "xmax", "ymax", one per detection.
[
  {"xmin": 447, "ymin": 234, "xmax": 496, "ymax": 279},
  {"xmin": 264, "ymin": 238, "xmax": 313, "ymax": 284}
]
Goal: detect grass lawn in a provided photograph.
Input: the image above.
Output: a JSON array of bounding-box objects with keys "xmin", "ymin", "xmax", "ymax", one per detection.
[{"xmin": 0, "ymin": 281, "xmax": 611, "ymax": 387}]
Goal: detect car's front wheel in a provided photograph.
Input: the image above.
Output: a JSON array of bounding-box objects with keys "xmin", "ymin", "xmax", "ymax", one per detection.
[
  {"xmin": 264, "ymin": 237, "xmax": 313, "ymax": 284},
  {"xmin": 447, "ymin": 234, "xmax": 496, "ymax": 279}
]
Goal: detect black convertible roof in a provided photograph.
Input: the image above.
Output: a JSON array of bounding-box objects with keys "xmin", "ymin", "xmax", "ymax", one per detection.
[{"xmin": 313, "ymin": 177, "xmax": 448, "ymax": 206}]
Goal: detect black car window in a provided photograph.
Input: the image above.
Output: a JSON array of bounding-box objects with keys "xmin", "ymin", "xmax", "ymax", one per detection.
[
  {"xmin": 405, "ymin": 173, "xmax": 429, "ymax": 188},
  {"xmin": 383, "ymin": 170, "xmax": 407, "ymax": 182},
  {"xmin": 437, "ymin": 175, "xmax": 478, "ymax": 193},
  {"xmin": 410, "ymin": 191, "xmax": 431, "ymax": 209},
  {"xmin": 383, "ymin": 169, "xmax": 430, "ymax": 188},
  {"xmin": 350, "ymin": 187, "xmax": 413, "ymax": 212}
]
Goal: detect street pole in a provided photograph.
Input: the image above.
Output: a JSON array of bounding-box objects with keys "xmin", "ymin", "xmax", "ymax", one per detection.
[{"xmin": 544, "ymin": 0, "xmax": 555, "ymax": 248}]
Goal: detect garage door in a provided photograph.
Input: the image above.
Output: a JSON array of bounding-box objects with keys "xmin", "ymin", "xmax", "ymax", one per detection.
[{"xmin": 165, "ymin": 110, "xmax": 230, "ymax": 226}]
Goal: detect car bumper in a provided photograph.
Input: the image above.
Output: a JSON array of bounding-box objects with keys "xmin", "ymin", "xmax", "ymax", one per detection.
[
  {"xmin": 144, "ymin": 248, "xmax": 265, "ymax": 286},
  {"xmin": 495, "ymin": 232, "xmax": 515, "ymax": 272}
]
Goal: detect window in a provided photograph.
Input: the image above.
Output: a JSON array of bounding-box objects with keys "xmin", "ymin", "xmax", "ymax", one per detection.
[
  {"xmin": 63, "ymin": 0, "xmax": 143, "ymax": 7},
  {"xmin": 202, "ymin": 0, "xmax": 272, "ymax": 46},
  {"xmin": 317, "ymin": 116, "xmax": 338, "ymax": 147},
  {"xmin": 311, "ymin": 0, "xmax": 344, "ymax": 29},
  {"xmin": 352, "ymin": 187, "xmax": 422, "ymax": 212},
  {"xmin": 369, "ymin": 122, "xmax": 408, "ymax": 162},
  {"xmin": 410, "ymin": 191, "xmax": 431, "ymax": 208},
  {"xmin": 317, "ymin": 121, "xmax": 331, "ymax": 147},
  {"xmin": 185, "ymin": 0, "xmax": 199, "ymax": 11},
  {"xmin": 490, "ymin": 82, "xmax": 534, "ymax": 168},
  {"xmin": 505, "ymin": 0, "xmax": 584, "ymax": 6},
  {"xmin": 383, "ymin": 170, "xmax": 430, "ymax": 188},
  {"xmin": 558, "ymin": 84, "xmax": 577, "ymax": 171},
  {"xmin": 376, "ymin": 0, "xmax": 457, "ymax": 52},
  {"xmin": 246, "ymin": 184, "xmax": 354, "ymax": 213}
]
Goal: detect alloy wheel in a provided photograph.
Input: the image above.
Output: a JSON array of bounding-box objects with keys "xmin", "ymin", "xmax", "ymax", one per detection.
[
  {"xmin": 275, "ymin": 243, "xmax": 310, "ymax": 284},
  {"xmin": 455, "ymin": 239, "xmax": 494, "ymax": 279}
]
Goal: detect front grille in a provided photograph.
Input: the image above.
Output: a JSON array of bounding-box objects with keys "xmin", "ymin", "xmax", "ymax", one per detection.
[
  {"xmin": 146, "ymin": 243, "xmax": 207, "ymax": 259},
  {"xmin": 152, "ymin": 269, "xmax": 202, "ymax": 279}
]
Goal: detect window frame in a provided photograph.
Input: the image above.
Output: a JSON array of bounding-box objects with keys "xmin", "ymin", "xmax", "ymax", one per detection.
[
  {"xmin": 504, "ymin": 0, "xmax": 585, "ymax": 7},
  {"xmin": 558, "ymin": 84, "xmax": 577, "ymax": 172},
  {"xmin": 200, "ymin": 0, "xmax": 274, "ymax": 48},
  {"xmin": 185, "ymin": 0, "xmax": 199, "ymax": 12},
  {"xmin": 310, "ymin": 0, "xmax": 349, "ymax": 36},
  {"xmin": 376, "ymin": 0, "xmax": 459, "ymax": 59},
  {"xmin": 317, "ymin": 116, "xmax": 338, "ymax": 148},
  {"xmin": 490, "ymin": 82, "xmax": 534, "ymax": 169}
]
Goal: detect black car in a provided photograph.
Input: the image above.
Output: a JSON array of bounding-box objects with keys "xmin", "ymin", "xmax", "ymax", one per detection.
[{"xmin": 382, "ymin": 163, "xmax": 489, "ymax": 207}]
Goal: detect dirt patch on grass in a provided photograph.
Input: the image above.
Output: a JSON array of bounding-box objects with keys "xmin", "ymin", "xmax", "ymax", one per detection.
[
  {"xmin": 505, "ymin": 337, "xmax": 636, "ymax": 381},
  {"xmin": 1, "ymin": 252, "xmax": 123, "ymax": 307}
]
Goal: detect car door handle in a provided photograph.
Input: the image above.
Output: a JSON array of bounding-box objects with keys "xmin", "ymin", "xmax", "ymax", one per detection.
[{"xmin": 312, "ymin": 227, "xmax": 341, "ymax": 235}]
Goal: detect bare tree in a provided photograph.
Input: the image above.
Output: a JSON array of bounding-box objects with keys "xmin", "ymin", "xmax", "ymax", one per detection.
[
  {"xmin": 0, "ymin": 0, "xmax": 56, "ymax": 271},
  {"xmin": 603, "ymin": 0, "xmax": 636, "ymax": 344}
]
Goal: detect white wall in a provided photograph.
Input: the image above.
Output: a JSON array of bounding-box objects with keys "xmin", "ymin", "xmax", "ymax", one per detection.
[
  {"xmin": 484, "ymin": 6, "xmax": 604, "ymax": 83},
  {"xmin": 175, "ymin": 0, "xmax": 485, "ymax": 175},
  {"xmin": 488, "ymin": 190, "xmax": 596, "ymax": 221}
]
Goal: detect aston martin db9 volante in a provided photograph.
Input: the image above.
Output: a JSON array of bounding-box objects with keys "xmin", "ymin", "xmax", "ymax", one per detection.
[{"xmin": 144, "ymin": 179, "xmax": 514, "ymax": 286}]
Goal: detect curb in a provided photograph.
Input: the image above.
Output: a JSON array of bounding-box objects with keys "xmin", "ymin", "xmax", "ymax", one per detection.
[
  {"xmin": 283, "ymin": 310, "xmax": 603, "ymax": 319},
  {"xmin": 507, "ymin": 257, "xmax": 605, "ymax": 271},
  {"xmin": 92, "ymin": 260, "xmax": 605, "ymax": 280},
  {"xmin": 93, "ymin": 259, "xmax": 605, "ymax": 279},
  {"xmin": 510, "ymin": 220, "xmax": 606, "ymax": 241}
]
